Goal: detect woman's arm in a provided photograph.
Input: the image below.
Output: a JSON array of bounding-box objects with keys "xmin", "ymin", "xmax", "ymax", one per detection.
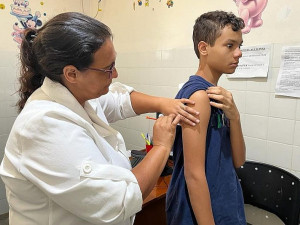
[
  {"xmin": 130, "ymin": 91, "xmax": 200, "ymax": 126},
  {"xmin": 206, "ymin": 86, "xmax": 246, "ymax": 168},
  {"xmin": 182, "ymin": 90, "xmax": 215, "ymax": 225},
  {"xmin": 99, "ymin": 82, "xmax": 199, "ymax": 125}
]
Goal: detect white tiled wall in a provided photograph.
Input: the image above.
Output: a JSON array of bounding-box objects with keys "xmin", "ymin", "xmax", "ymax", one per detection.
[
  {"xmin": 0, "ymin": 50, "xmax": 19, "ymax": 214},
  {"xmin": 112, "ymin": 43, "xmax": 300, "ymax": 179}
]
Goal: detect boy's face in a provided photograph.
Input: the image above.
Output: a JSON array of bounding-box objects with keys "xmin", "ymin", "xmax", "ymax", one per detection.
[{"xmin": 206, "ymin": 25, "xmax": 243, "ymax": 75}]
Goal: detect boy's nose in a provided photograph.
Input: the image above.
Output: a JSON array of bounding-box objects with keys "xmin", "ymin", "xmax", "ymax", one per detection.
[{"xmin": 236, "ymin": 48, "xmax": 242, "ymax": 58}]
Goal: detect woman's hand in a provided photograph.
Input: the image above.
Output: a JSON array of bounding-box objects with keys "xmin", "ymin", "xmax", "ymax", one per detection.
[
  {"xmin": 159, "ymin": 98, "xmax": 200, "ymax": 126},
  {"xmin": 152, "ymin": 114, "xmax": 181, "ymax": 150},
  {"xmin": 206, "ymin": 86, "xmax": 240, "ymax": 121},
  {"xmin": 132, "ymin": 114, "xmax": 181, "ymax": 199}
]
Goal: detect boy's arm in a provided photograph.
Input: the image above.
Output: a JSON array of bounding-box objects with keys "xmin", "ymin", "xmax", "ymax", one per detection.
[
  {"xmin": 206, "ymin": 86, "xmax": 246, "ymax": 168},
  {"xmin": 182, "ymin": 90, "xmax": 215, "ymax": 225}
]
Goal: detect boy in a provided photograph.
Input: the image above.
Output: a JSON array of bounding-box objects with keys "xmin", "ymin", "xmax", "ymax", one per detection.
[{"xmin": 166, "ymin": 11, "xmax": 246, "ymax": 225}]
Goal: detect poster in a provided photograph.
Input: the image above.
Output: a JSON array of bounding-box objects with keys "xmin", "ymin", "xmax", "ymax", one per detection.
[
  {"xmin": 275, "ymin": 46, "xmax": 300, "ymax": 98},
  {"xmin": 227, "ymin": 44, "xmax": 271, "ymax": 78}
]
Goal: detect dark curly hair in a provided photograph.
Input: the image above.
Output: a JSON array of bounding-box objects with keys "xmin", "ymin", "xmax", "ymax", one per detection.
[
  {"xmin": 18, "ymin": 12, "xmax": 112, "ymax": 112},
  {"xmin": 193, "ymin": 10, "xmax": 245, "ymax": 58}
]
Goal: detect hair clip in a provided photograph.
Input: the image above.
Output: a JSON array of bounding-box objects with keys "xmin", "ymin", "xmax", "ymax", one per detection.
[{"xmin": 29, "ymin": 34, "xmax": 37, "ymax": 43}]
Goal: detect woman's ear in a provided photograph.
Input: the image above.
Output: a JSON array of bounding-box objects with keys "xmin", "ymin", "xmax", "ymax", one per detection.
[
  {"xmin": 198, "ymin": 41, "xmax": 208, "ymax": 56},
  {"xmin": 63, "ymin": 65, "xmax": 78, "ymax": 84}
]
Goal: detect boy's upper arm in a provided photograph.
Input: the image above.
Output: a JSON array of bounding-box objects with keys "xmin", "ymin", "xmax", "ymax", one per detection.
[{"xmin": 181, "ymin": 90, "xmax": 211, "ymax": 174}]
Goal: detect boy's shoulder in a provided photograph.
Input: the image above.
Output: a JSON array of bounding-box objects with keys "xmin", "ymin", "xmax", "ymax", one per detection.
[{"xmin": 176, "ymin": 75, "xmax": 212, "ymax": 99}]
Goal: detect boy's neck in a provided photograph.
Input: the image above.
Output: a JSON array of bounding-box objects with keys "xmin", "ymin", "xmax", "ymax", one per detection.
[{"xmin": 195, "ymin": 69, "xmax": 221, "ymax": 86}]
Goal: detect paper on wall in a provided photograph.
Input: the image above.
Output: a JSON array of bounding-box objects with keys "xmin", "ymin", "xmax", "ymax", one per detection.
[
  {"xmin": 275, "ymin": 46, "xmax": 300, "ymax": 98},
  {"xmin": 226, "ymin": 44, "xmax": 271, "ymax": 78}
]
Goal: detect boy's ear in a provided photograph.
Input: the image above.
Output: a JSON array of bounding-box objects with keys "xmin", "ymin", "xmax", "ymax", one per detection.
[
  {"xmin": 63, "ymin": 65, "xmax": 79, "ymax": 84},
  {"xmin": 198, "ymin": 41, "xmax": 208, "ymax": 56}
]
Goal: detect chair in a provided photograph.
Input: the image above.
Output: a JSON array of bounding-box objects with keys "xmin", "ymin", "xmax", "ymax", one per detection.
[{"xmin": 236, "ymin": 161, "xmax": 300, "ymax": 225}]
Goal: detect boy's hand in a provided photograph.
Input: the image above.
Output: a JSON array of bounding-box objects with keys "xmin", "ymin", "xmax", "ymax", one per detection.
[{"xmin": 206, "ymin": 86, "xmax": 240, "ymax": 121}]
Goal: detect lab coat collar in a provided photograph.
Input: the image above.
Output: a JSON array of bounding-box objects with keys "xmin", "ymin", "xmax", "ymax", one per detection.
[{"xmin": 29, "ymin": 77, "xmax": 129, "ymax": 157}]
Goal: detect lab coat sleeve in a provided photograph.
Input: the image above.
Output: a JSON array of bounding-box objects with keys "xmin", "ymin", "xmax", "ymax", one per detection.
[
  {"xmin": 98, "ymin": 82, "xmax": 137, "ymax": 123},
  {"xmin": 17, "ymin": 108, "xmax": 142, "ymax": 224}
]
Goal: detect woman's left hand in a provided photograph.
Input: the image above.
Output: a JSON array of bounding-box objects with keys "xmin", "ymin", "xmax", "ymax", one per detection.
[
  {"xmin": 206, "ymin": 86, "xmax": 240, "ymax": 121},
  {"xmin": 160, "ymin": 98, "xmax": 200, "ymax": 126}
]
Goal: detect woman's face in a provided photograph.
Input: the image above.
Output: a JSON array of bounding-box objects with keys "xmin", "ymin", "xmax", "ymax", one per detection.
[{"xmin": 74, "ymin": 38, "xmax": 118, "ymax": 104}]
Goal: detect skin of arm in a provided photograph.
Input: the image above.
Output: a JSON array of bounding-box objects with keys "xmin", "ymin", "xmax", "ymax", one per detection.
[
  {"xmin": 129, "ymin": 91, "xmax": 200, "ymax": 126},
  {"xmin": 206, "ymin": 86, "xmax": 246, "ymax": 168},
  {"xmin": 182, "ymin": 90, "xmax": 215, "ymax": 225},
  {"xmin": 131, "ymin": 114, "xmax": 181, "ymax": 199}
]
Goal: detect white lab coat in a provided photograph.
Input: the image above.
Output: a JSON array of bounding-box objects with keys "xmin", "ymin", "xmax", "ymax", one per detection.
[{"xmin": 0, "ymin": 77, "xmax": 143, "ymax": 225}]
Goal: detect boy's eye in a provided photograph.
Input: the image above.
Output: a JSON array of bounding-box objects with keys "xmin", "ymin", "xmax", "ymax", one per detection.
[{"xmin": 227, "ymin": 44, "xmax": 233, "ymax": 48}]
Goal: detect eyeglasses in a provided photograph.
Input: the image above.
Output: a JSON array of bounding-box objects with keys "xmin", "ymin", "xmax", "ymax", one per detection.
[{"xmin": 86, "ymin": 62, "xmax": 115, "ymax": 79}]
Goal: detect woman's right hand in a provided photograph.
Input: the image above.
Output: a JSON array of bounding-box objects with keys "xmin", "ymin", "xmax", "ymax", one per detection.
[
  {"xmin": 132, "ymin": 114, "xmax": 181, "ymax": 199},
  {"xmin": 152, "ymin": 114, "xmax": 181, "ymax": 151}
]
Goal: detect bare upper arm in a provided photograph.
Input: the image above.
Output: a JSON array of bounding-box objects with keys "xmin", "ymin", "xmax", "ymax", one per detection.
[{"xmin": 182, "ymin": 90, "xmax": 211, "ymax": 177}]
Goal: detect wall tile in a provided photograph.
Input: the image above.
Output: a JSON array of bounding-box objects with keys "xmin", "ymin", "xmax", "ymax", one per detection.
[
  {"xmin": 244, "ymin": 137, "xmax": 267, "ymax": 162},
  {"xmin": 246, "ymin": 77, "xmax": 271, "ymax": 93},
  {"xmin": 123, "ymin": 115, "xmax": 151, "ymax": 131},
  {"xmin": 292, "ymin": 146, "xmax": 300, "ymax": 171},
  {"xmin": 217, "ymin": 75, "xmax": 227, "ymax": 87},
  {"xmin": 269, "ymin": 94, "xmax": 297, "ymax": 120},
  {"xmin": 136, "ymin": 84, "xmax": 178, "ymax": 98},
  {"xmin": 270, "ymin": 68, "xmax": 279, "ymax": 93},
  {"xmin": 271, "ymin": 43, "xmax": 284, "ymax": 68},
  {"xmin": 296, "ymin": 99, "xmax": 300, "ymax": 121},
  {"xmin": 117, "ymin": 51, "xmax": 162, "ymax": 68},
  {"xmin": 268, "ymin": 118, "xmax": 294, "ymax": 145},
  {"xmin": 266, "ymin": 141, "xmax": 293, "ymax": 169},
  {"xmin": 0, "ymin": 50, "xmax": 19, "ymax": 67},
  {"xmin": 0, "ymin": 135, "xmax": 8, "ymax": 159},
  {"xmin": 223, "ymin": 77, "xmax": 248, "ymax": 91},
  {"xmin": 294, "ymin": 121, "xmax": 300, "ymax": 146},
  {"xmin": 230, "ymin": 90, "xmax": 246, "ymax": 114},
  {"xmin": 245, "ymin": 91, "xmax": 270, "ymax": 116},
  {"xmin": 114, "ymin": 68, "xmax": 141, "ymax": 84},
  {"xmin": 161, "ymin": 48, "xmax": 198, "ymax": 68},
  {"xmin": 0, "ymin": 101, "xmax": 18, "ymax": 118},
  {"xmin": 0, "ymin": 117, "xmax": 16, "ymax": 136},
  {"xmin": 114, "ymin": 126, "xmax": 145, "ymax": 150},
  {"xmin": 158, "ymin": 68, "xmax": 192, "ymax": 87},
  {"xmin": 243, "ymin": 115, "xmax": 268, "ymax": 139}
]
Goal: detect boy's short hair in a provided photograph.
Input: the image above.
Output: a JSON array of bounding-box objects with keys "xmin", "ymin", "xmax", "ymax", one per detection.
[{"xmin": 193, "ymin": 10, "xmax": 245, "ymax": 58}]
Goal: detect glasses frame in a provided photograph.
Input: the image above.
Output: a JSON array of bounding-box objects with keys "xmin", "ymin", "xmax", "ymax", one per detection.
[{"xmin": 86, "ymin": 62, "xmax": 115, "ymax": 79}]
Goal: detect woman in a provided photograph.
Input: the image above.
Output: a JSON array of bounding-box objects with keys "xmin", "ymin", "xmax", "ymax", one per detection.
[{"xmin": 0, "ymin": 12, "xmax": 199, "ymax": 225}]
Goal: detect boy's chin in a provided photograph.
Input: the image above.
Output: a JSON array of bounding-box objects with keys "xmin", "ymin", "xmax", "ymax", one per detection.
[{"xmin": 225, "ymin": 70, "xmax": 236, "ymax": 74}]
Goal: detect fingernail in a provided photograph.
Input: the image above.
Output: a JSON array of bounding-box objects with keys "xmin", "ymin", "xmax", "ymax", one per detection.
[
  {"xmin": 196, "ymin": 119, "xmax": 200, "ymax": 123},
  {"xmin": 192, "ymin": 123, "xmax": 196, "ymax": 126}
]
